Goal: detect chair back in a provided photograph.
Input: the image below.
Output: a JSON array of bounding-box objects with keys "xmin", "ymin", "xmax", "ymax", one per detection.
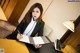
[{"xmin": 43, "ymin": 24, "xmax": 53, "ymax": 36}]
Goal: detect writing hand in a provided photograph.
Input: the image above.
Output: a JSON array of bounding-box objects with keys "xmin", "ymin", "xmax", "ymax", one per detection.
[{"xmin": 17, "ymin": 33, "xmax": 23, "ymax": 39}]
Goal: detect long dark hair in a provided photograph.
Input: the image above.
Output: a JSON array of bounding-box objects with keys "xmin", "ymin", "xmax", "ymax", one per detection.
[{"xmin": 23, "ymin": 3, "xmax": 43, "ymax": 23}]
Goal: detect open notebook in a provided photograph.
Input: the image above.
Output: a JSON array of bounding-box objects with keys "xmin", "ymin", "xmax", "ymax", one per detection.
[{"xmin": 18, "ymin": 35, "xmax": 51, "ymax": 45}]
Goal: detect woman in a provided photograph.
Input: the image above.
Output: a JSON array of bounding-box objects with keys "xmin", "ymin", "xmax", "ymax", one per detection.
[
  {"xmin": 6, "ymin": 3, "xmax": 45, "ymax": 53},
  {"xmin": 6, "ymin": 3, "xmax": 62, "ymax": 53}
]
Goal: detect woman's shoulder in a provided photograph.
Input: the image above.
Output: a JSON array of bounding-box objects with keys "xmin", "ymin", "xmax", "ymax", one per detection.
[{"xmin": 39, "ymin": 19, "xmax": 45, "ymax": 24}]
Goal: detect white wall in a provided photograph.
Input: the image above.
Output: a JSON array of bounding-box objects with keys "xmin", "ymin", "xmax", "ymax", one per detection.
[
  {"xmin": 19, "ymin": 0, "xmax": 80, "ymax": 42},
  {"xmin": 43, "ymin": 0, "xmax": 80, "ymax": 42}
]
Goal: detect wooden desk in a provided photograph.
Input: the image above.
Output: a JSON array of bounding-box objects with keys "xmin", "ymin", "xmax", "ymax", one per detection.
[
  {"xmin": 0, "ymin": 38, "xmax": 30, "ymax": 53},
  {"xmin": 62, "ymin": 45, "xmax": 78, "ymax": 53}
]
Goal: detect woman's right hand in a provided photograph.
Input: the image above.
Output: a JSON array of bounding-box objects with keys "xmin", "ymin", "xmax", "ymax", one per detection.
[{"xmin": 17, "ymin": 33, "xmax": 23, "ymax": 39}]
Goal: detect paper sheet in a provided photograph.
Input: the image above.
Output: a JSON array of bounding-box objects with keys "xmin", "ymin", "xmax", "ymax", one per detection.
[
  {"xmin": 19, "ymin": 35, "xmax": 47, "ymax": 44},
  {"xmin": 19, "ymin": 35, "xmax": 30, "ymax": 43},
  {"xmin": 33, "ymin": 37, "xmax": 45, "ymax": 44}
]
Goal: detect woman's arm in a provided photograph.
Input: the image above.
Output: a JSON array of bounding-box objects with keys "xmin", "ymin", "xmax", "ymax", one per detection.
[{"xmin": 38, "ymin": 21, "xmax": 45, "ymax": 36}]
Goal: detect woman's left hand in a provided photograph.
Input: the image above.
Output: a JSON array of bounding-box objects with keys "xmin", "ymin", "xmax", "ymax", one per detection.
[{"xmin": 35, "ymin": 44, "xmax": 42, "ymax": 48}]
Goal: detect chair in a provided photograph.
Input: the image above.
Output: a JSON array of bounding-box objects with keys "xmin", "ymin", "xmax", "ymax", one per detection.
[
  {"xmin": 43, "ymin": 24, "xmax": 53, "ymax": 36},
  {"xmin": 0, "ymin": 20, "xmax": 16, "ymax": 38}
]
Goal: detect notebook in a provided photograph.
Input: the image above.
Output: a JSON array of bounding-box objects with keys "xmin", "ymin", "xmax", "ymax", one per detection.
[{"xmin": 19, "ymin": 35, "xmax": 51, "ymax": 45}]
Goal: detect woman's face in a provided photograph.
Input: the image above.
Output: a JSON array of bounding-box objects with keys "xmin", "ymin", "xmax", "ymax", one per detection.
[{"xmin": 32, "ymin": 7, "xmax": 41, "ymax": 20}]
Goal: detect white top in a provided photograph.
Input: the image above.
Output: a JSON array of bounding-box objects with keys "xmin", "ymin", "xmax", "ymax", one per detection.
[{"xmin": 23, "ymin": 17, "xmax": 37, "ymax": 36}]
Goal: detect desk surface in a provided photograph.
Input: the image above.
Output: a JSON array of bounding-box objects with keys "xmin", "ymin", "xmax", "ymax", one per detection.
[{"xmin": 0, "ymin": 38, "xmax": 29, "ymax": 53}]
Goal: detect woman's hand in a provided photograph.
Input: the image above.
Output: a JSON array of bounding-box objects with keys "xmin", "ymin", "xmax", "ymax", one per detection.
[
  {"xmin": 34, "ymin": 44, "xmax": 42, "ymax": 48},
  {"xmin": 17, "ymin": 33, "xmax": 23, "ymax": 39}
]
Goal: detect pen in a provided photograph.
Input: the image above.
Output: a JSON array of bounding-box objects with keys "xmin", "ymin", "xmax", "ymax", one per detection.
[
  {"xmin": 17, "ymin": 30, "xmax": 23, "ymax": 39},
  {"xmin": 17, "ymin": 30, "xmax": 21, "ymax": 36},
  {"xmin": 18, "ymin": 30, "xmax": 20, "ymax": 33}
]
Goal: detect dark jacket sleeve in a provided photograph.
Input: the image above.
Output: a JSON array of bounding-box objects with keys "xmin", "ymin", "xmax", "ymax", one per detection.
[{"xmin": 38, "ymin": 21, "xmax": 45, "ymax": 36}]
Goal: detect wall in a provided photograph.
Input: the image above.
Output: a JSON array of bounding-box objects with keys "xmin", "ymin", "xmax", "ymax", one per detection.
[
  {"xmin": 18, "ymin": 0, "xmax": 80, "ymax": 42},
  {"xmin": 0, "ymin": 6, "xmax": 7, "ymax": 21}
]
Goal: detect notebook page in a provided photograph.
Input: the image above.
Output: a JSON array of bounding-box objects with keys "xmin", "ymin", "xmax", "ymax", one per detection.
[
  {"xmin": 19, "ymin": 35, "xmax": 30, "ymax": 43},
  {"xmin": 33, "ymin": 37, "xmax": 45, "ymax": 44}
]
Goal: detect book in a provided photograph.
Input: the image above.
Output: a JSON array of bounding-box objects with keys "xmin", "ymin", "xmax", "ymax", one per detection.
[{"xmin": 18, "ymin": 35, "xmax": 51, "ymax": 45}]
